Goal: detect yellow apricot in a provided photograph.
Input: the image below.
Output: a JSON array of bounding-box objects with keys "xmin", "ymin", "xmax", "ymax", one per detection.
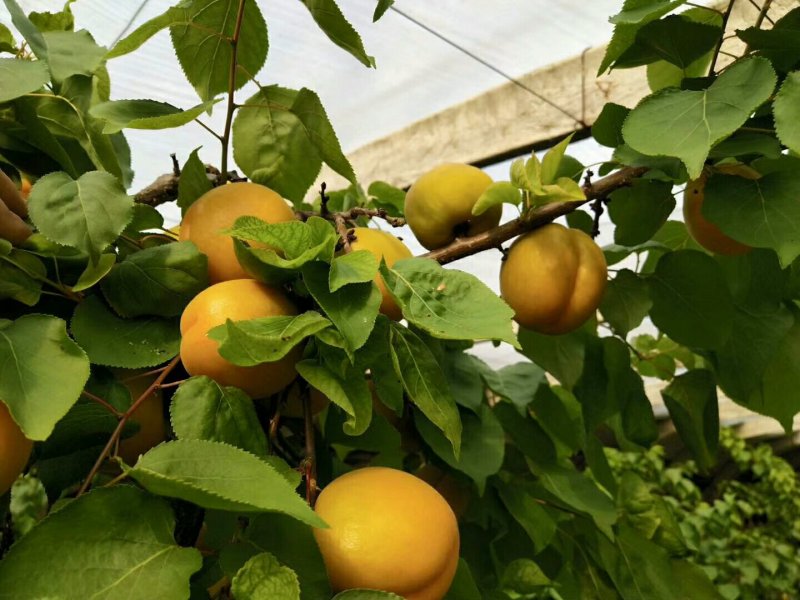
[
  {"xmin": 180, "ymin": 279, "xmax": 301, "ymax": 398},
  {"xmin": 0, "ymin": 401, "xmax": 32, "ymax": 495},
  {"xmin": 349, "ymin": 227, "xmax": 412, "ymax": 321},
  {"xmin": 179, "ymin": 182, "xmax": 296, "ymax": 283},
  {"xmin": 314, "ymin": 467, "xmax": 460, "ymax": 600},
  {"xmin": 404, "ymin": 164, "xmax": 499, "ymax": 250},
  {"xmin": 500, "ymin": 223, "xmax": 607, "ymax": 335}
]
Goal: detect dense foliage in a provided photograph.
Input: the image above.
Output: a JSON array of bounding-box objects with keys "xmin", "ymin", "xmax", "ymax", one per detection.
[
  {"xmin": 0, "ymin": 0, "xmax": 799, "ymax": 598},
  {"xmin": 608, "ymin": 431, "xmax": 800, "ymax": 600}
]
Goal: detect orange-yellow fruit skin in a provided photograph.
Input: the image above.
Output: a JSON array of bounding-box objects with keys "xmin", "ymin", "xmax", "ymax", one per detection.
[
  {"xmin": 349, "ymin": 227, "xmax": 412, "ymax": 321},
  {"xmin": 404, "ymin": 163, "xmax": 499, "ymax": 250},
  {"xmin": 683, "ymin": 165, "xmax": 758, "ymax": 256},
  {"xmin": 180, "ymin": 279, "xmax": 301, "ymax": 399},
  {"xmin": 0, "ymin": 401, "xmax": 32, "ymax": 495},
  {"xmin": 114, "ymin": 370, "xmax": 167, "ymax": 465},
  {"xmin": 314, "ymin": 467, "xmax": 460, "ymax": 600},
  {"xmin": 500, "ymin": 223, "xmax": 607, "ymax": 335},
  {"xmin": 179, "ymin": 182, "xmax": 296, "ymax": 283}
]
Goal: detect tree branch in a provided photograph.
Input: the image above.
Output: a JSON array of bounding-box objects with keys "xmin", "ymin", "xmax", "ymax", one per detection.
[
  {"xmin": 422, "ymin": 166, "xmax": 646, "ymax": 265},
  {"xmin": 709, "ymin": 0, "xmax": 737, "ymax": 75},
  {"xmin": 219, "ymin": 0, "xmax": 248, "ymax": 182}
]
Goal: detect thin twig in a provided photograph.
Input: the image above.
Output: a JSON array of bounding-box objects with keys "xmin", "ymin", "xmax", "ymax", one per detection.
[
  {"xmin": 296, "ymin": 206, "xmax": 406, "ymax": 227},
  {"xmin": 219, "ymin": 0, "xmax": 248, "ymax": 182},
  {"xmin": 422, "ymin": 166, "xmax": 646, "ymax": 265},
  {"xmin": 708, "ymin": 0, "xmax": 737, "ymax": 75},
  {"xmin": 302, "ymin": 383, "xmax": 318, "ymax": 506},
  {"xmin": 749, "ymin": 0, "xmax": 774, "ymax": 28},
  {"xmin": 81, "ymin": 390, "xmax": 122, "ymax": 417},
  {"xmin": 77, "ymin": 356, "xmax": 181, "ymax": 497},
  {"xmin": 170, "ymin": 153, "xmax": 181, "ymax": 177},
  {"xmin": 334, "ymin": 215, "xmax": 352, "ymax": 253},
  {"xmin": 195, "ymin": 118, "xmax": 223, "ymax": 141}
]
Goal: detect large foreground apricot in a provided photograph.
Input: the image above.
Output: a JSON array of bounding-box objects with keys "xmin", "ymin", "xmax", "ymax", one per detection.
[
  {"xmin": 501, "ymin": 223, "xmax": 607, "ymax": 335},
  {"xmin": 114, "ymin": 369, "xmax": 167, "ymax": 465},
  {"xmin": 349, "ymin": 227, "xmax": 412, "ymax": 320},
  {"xmin": 0, "ymin": 401, "xmax": 32, "ymax": 495},
  {"xmin": 314, "ymin": 467, "xmax": 460, "ymax": 600},
  {"xmin": 404, "ymin": 164, "xmax": 498, "ymax": 250},
  {"xmin": 683, "ymin": 164, "xmax": 758, "ymax": 256},
  {"xmin": 179, "ymin": 182, "xmax": 295, "ymax": 283},
  {"xmin": 180, "ymin": 279, "xmax": 301, "ymax": 398}
]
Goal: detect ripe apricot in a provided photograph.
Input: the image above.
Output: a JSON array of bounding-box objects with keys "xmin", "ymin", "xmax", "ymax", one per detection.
[
  {"xmin": 114, "ymin": 369, "xmax": 167, "ymax": 465},
  {"xmin": 349, "ymin": 227, "xmax": 412, "ymax": 320},
  {"xmin": 0, "ymin": 401, "xmax": 32, "ymax": 495},
  {"xmin": 180, "ymin": 279, "xmax": 301, "ymax": 399},
  {"xmin": 404, "ymin": 164, "xmax": 499, "ymax": 250},
  {"xmin": 0, "ymin": 169, "xmax": 32, "ymax": 246},
  {"xmin": 500, "ymin": 223, "xmax": 607, "ymax": 335},
  {"xmin": 683, "ymin": 164, "xmax": 758, "ymax": 256},
  {"xmin": 314, "ymin": 466, "xmax": 460, "ymax": 600},
  {"xmin": 179, "ymin": 182, "xmax": 296, "ymax": 283}
]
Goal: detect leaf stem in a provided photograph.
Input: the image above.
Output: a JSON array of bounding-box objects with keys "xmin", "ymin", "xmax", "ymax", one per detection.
[
  {"xmin": 219, "ymin": 0, "xmax": 248, "ymax": 182},
  {"xmin": 302, "ymin": 382, "xmax": 318, "ymax": 506},
  {"xmin": 76, "ymin": 356, "xmax": 181, "ymax": 497},
  {"xmin": 81, "ymin": 390, "xmax": 123, "ymax": 417}
]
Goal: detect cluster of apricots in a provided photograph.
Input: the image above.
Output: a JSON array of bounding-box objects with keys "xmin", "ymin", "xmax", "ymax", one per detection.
[{"xmin": 0, "ymin": 159, "xmax": 757, "ymax": 598}]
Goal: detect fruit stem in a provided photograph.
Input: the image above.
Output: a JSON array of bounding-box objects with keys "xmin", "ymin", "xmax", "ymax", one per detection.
[
  {"xmin": 76, "ymin": 356, "xmax": 181, "ymax": 497},
  {"xmin": 219, "ymin": 0, "xmax": 248, "ymax": 182}
]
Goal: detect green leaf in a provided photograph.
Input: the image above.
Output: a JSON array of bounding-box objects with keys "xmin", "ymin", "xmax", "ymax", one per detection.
[
  {"xmin": 533, "ymin": 462, "xmax": 617, "ymax": 539},
  {"xmin": 329, "ymin": 250, "xmax": 378, "ymax": 292},
  {"xmin": 169, "ymin": 0, "xmax": 268, "ymax": 102},
  {"xmin": 208, "ymin": 312, "xmax": 330, "ymax": 366},
  {"xmin": 704, "ymin": 170, "xmax": 800, "ymax": 267},
  {"xmin": 415, "ymin": 404, "xmax": 503, "ymax": 494},
  {"xmin": 89, "ymin": 98, "xmax": 219, "ymax": 134},
  {"xmin": 743, "ymin": 314, "xmax": 800, "ymax": 431},
  {"xmin": 737, "ymin": 7, "xmax": 800, "ymax": 72},
  {"xmin": 531, "ymin": 386, "xmax": 585, "ymax": 456},
  {"xmin": 592, "ymin": 103, "xmax": 630, "ymax": 147},
  {"xmin": 299, "ymin": 0, "xmax": 374, "ymax": 67},
  {"xmin": 106, "ymin": 7, "xmax": 179, "ymax": 58},
  {"xmin": 101, "ymin": 241, "xmax": 208, "ymax": 318},
  {"xmin": 28, "ymin": 6, "xmax": 74, "ymax": 32},
  {"xmin": 0, "ymin": 23, "xmax": 15, "ymax": 53},
  {"xmin": 72, "ymin": 252, "xmax": 115, "ymax": 292},
  {"xmin": 28, "ymin": 170, "xmax": 133, "ymax": 262},
  {"xmin": 233, "ymin": 86, "xmax": 322, "ymax": 203},
  {"xmin": 296, "ymin": 358, "xmax": 372, "ymax": 436},
  {"xmin": 71, "ymin": 295, "xmax": 180, "ymax": 368},
  {"xmin": 373, "ymin": 0, "xmax": 393, "ymax": 21},
  {"xmin": 230, "ymin": 552, "xmax": 300, "ymax": 600},
  {"xmin": 618, "ymin": 15, "xmax": 719, "ymax": 69},
  {"xmin": 443, "ymin": 560, "xmax": 482, "ymax": 600},
  {"xmin": 367, "ymin": 181, "xmax": 405, "ymax": 216},
  {"xmin": 2, "ymin": 0, "xmax": 48, "ymax": 62},
  {"xmin": 9, "ymin": 475, "xmax": 47, "ymax": 537},
  {"xmin": 0, "ymin": 486, "xmax": 202, "ymax": 600},
  {"xmin": 471, "ymin": 181, "xmax": 521, "ymax": 216},
  {"xmin": 177, "ymin": 148, "xmax": 213, "ymax": 214},
  {"xmin": 541, "ymin": 133, "xmax": 575, "ymax": 185},
  {"xmin": 0, "ymin": 315, "xmax": 89, "ymax": 441},
  {"xmin": 709, "ymin": 131, "xmax": 782, "ymax": 160},
  {"xmin": 495, "ymin": 479, "xmax": 557, "ymax": 553},
  {"xmin": 484, "ymin": 361, "xmax": 547, "ymax": 413},
  {"xmin": 608, "ymin": 179, "xmax": 675, "ymax": 246},
  {"xmin": 290, "ymin": 88, "xmax": 356, "ymax": 184},
  {"xmin": 380, "ymin": 258, "xmax": 519, "ymax": 347},
  {"xmin": 129, "ymin": 440, "xmax": 324, "ymax": 526},
  {"xmin": 390, "ymin": 324, "xmax": 462, "ymax": 457},
  {"xmin": 662, "ymin": 370, "xmax": 719, "ymax": 471},
  {"xmin": 600, "ymin": 268, "xmax": 653, "ymax": 336},
  {"xmin": 501, "ymin": 558, "xmax": 553, "ymax": 593},
  {"xmin": 0, "ymin": 58, "xmax": 49, "ymax": 103},
  {"xmin": 518, "ymin": 327, "xmax": 588, "ymax": 389},
  {"xmin": 40, "ymin": 30, "xmax": 105, "ymax": 82},
  {"xmin": 0, "ymin": 250, "xmax": 45, "ymax": 306},
  {"xmin": 609, "ymin": 0, "xmax": 687, "ymax": 24},
  {"xmin": 244, "ymin": 513, "xmax": 332, "ymax": 600},
  {"xmin": 303, "ymin": 261, "xmax": 380, "ymax": 355},
  {"xmin": 774, "ymin": 71, "xmax": 800, "ymax": 155},
  {"xmin": 170, "ymin": 376, "xmax": 268, "ymax": 456},
  {"xmin": 622, "ymin": 57, "xmax": 777, "ymax": 178},
  {"xmin": 648, "ymin": 250, "xmax": 734, "ymax": 349}
]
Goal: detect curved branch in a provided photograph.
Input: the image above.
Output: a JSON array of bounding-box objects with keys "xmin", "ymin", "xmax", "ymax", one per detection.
[{"xmin": 421, "ymin": 166, "xmax": 646, "ymax": 265}]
